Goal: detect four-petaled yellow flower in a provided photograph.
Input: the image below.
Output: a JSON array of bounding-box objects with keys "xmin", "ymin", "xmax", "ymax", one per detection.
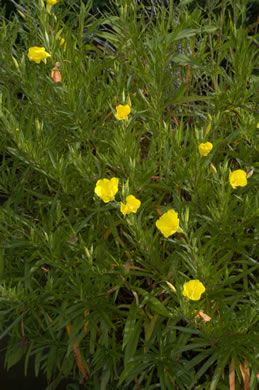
[
  {"xmin": 156, "ymin": 209, "xmax": 181, "ymax": 238},
  {"xmin": 115, "ymin": 104, "xmax": 131, "ymax": 120},
  {"xmin": 28, "ymin": 47, "xmax": 51, "ymax": 64},
  {"xmin": 47, "ymin": 0, "xmax": 59, "ymax": 5},
  {"xmin": 199, "ymin": 142, "xmax": 213, "ymax": 156},
  {"xmin": 94, "ymin": 178, "xmax": 119, "ymax": 203},
  {"xmin": 229, "ymin": 169, "xmax": 247, "ymax": 189},
  {"xmin": 182, "ymin": 280, "xmax": 206, "ymax": 301},
  {"xmin": 120, "ymin": 195, "xmax": 141, "ymax": 216}
]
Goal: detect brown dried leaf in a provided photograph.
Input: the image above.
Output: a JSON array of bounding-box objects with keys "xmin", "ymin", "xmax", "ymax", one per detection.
[
  {"xmin": 229, "ymin": 357, "xmax": 235, "ymax": 390},
  {"xmin": 239, "ymin": 359, "xmax": 250, "ymax": 390},
  {"xmin": 51, "ymin": 69, "xmax": 62, "ymax": 83}
]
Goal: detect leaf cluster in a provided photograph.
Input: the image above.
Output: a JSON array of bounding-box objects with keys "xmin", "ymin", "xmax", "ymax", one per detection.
[{"xmin": 0, "ymin": 0, "xmax": 258, "ymax": 389}]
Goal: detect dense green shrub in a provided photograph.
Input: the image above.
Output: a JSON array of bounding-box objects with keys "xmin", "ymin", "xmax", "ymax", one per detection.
[{"xmin": 0, "ymin": 0, "xmax": 258, "ymax": 389}]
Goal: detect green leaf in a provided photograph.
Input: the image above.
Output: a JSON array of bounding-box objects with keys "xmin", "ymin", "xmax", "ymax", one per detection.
[
  {"xmin": 122, "ymin": 301, "xmax": 137, "ymax": 350},
  {"xmin": 189, "ymin": 354, "xmax": 217, "ymax": 389},
  {"xmin": 144, "ymin": 314, "xmax": 159, "ymax": 342},
  {"xmin": 46, "ymin": 345, "xmax": 57, "ymax": 381},
  {"xmin": 0, "ymin": 312, "xmax": 27, "ymax": 341},
  {"xmin": 0, "ymin": 250, "xmax": 4, "ymax": 279},
  {"xmin": 5, "ymin": 345, "xmax": 25, "ymax": 370},
  {"xmin": 100, "ymin": 365, "xmax": 111, "ymax": 390},
  {"xmin": 147, "ymin": 296, "xmax": 171, "ymax": 317},
  {"xmin": 124, "ymin": 319, "xmax": 142, "ymax": 366}
]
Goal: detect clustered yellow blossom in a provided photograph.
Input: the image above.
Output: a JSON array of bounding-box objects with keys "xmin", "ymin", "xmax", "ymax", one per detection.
[
  {"xmin": 28, "ymin": 47, "xmax": 51, "ymax": 64},
  {"xmin": 92, "ymin": 103, "xmax": 250, "ymax": 307},
  {"xmin": 115, "ymin": 104, "xmax": 131, "ymax": 120},
  {"xmin": 229, "ymin": 169, "xmax": 247, "ymax": 189},
  {"xmin": 182, "ymin": 280, "xmax": 206, "ymax": 301},
  {"xmin": 22, "ymin": 0, "xmax": 252, "ymax": 323},
  {"xmin": 199, "ymin": 142, "xmax": 213, "ymax": 156},
  {"xmin": 120, "ymin": 195, "xmax": 141, "ymax": 216}
]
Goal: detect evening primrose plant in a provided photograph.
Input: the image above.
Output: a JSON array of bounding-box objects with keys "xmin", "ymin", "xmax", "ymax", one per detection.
[{"xmin": 0, "ymin": 0, "xmax": 258, "ymax": 389}]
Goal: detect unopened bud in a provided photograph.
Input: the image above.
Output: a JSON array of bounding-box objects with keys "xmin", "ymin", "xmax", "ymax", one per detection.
[
  {"xmin": 12, "ymin": 56, "xmax": 19, "ymax": 69},
  {"xmin": 210, "ymin": 163, "xmax": 217, "ymax": 173}
]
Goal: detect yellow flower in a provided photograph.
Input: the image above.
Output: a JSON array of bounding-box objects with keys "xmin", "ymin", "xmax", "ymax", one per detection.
[
  {"xmin": 120, "ymin": 195, "xmax": 141, "ymax": 216},
  {"xmin": 199, "ymin": 142, "xmax": 213, "ymax": 156},
  {"xmin": 229, "ymin": 169, "xmax": 247, "ymax": 189},
  {"xmin": 182, "ymin": 280, "xmax": 206, "ymax": 301},
  {"xmin": 115, "ymin": 104, "xmax": 131, "ymax": 120},
  {"xmin": 94, "ymin": 178, "xmax": 119, "ymax": 203},
  {"xmin": 28, "ymin": 47, "xmax": 51, "ymax": 64},
  {"xmin": 156, "ymin": 209, "xmax": 181, "ymax": 238},
  {"xmin": 47, "ymin": 0, "xmax": 58, "ymax": 5}
]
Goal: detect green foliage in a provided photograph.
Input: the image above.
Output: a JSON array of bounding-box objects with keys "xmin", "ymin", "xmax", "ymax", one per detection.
[{"xmin": 0, "ymin": 0, "xmax": 258, "ymax": 389}]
